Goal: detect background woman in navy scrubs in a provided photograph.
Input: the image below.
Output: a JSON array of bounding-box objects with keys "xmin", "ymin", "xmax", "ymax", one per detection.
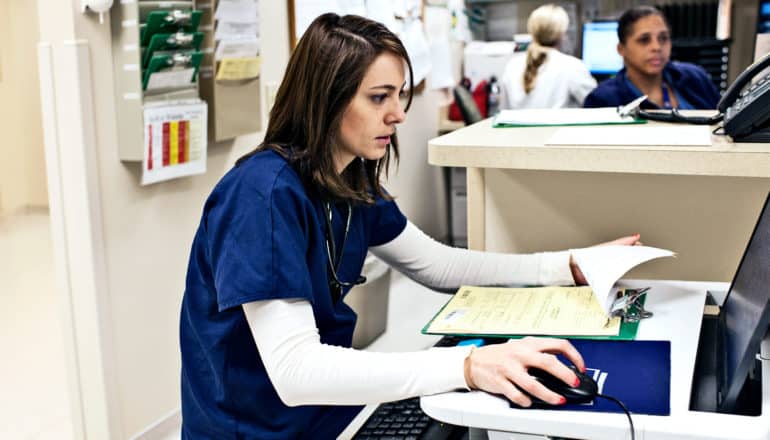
[
  {"xmin": 179, "ymin": 13, "xmax": 640, "ymax": 439},
  {"xmin": 583, "ymin": 5, "xmax": 720, "ymax": 109}
]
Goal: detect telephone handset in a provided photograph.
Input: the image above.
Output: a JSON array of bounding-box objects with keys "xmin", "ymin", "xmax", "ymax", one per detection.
[{"xmin": 720, "ymin": 52, "xmax": 770, "ymax": 142}]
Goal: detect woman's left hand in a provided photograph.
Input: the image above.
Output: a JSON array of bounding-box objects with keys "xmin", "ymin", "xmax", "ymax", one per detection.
[{"xmin": 569, "ymin": 233, "xmax": 642, "ymax": 285}]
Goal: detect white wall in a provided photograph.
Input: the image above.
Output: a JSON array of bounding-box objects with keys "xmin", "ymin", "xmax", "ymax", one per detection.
[
  {"xmin": 0, "ymin": 0, "xmax": 47, "ymax": 214},
  {"xmin": 37, "ymin": 1, "xmax": 448, "ymax": 438}
]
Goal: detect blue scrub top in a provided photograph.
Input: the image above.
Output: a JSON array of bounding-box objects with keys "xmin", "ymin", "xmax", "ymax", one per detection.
[
  {"xmin": 583, "ymin": 61, "xmax": 721, "ymax": 109},
  {"xmin": 622, "ymin": 69, "xmax": 694, "ymax": 110},
  {"xmin": 180, "ymin": 150, "xmax": 407, "ymax": 439}
]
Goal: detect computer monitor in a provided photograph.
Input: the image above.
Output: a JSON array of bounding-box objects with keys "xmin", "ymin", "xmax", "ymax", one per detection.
[
  {"xmin": 581, "ymin": 21, "xmax": 623, "ymax": 75},
  {"xmin": 719, "ymin": 192, "xmax": 770, "ymax": 412},
  {"xmin": 758, "ymin": 1, "xmax": 770, "ymax": 33}
]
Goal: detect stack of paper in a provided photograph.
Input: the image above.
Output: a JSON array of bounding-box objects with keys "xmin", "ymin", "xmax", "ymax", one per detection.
[
  {"xmin": 423, "ymin": 285, "xmax": 622, "ymax": 337},
  {"xmin": 215, "ymin": 0, "xmax": 261, "ymax": 80},
  {"xmin": 570, "ymin": 245, "xmax": 676, "ymax": 315}
]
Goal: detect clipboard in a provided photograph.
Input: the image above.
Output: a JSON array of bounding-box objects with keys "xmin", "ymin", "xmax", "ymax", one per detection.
[
  {"xmin": 421, "ymin": 287, "xmax": 643, "ymax": 341},
  {"xmin": 143, "ymin": 51, "xmax": 203, "ymax": 91},
  {"xmin": 141, "ymin": 9, "xmax": 203, "ymax": 46},
  {"xmin": 492, "ymin": 108, "xmax": 647, "ymax": 128},
  {"xmin": 142, "ymin": 31, "xmax": 204, "ymax": 68}
]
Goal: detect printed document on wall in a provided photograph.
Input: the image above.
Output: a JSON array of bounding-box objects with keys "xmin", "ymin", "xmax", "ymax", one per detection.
[
  {"xmin": 142, "ymin": 101, "xmax": 208, "ymax": 185},
  {"xmin": 401, "ymin": 18, "xmax": 432, "ymax": 86},
  {"xmin": 425, "ymin": 6, "xmax": 455, "ymax": 89}
]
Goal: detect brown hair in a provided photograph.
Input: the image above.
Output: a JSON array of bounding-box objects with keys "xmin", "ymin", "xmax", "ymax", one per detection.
[
  {"xmin": 236, "ymin": 13, "xmax": 414, "ymax": 204},
  {"xmin": 523, "ymin": 4, "xmax": 569, "ymax": 94}
]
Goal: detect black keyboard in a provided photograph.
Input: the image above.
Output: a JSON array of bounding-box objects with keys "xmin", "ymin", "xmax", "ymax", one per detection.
[
  {"xmin": 433, "ymin": 335, "xmax": 508, "ymax": 347},
  {"xmin": 432, "ymin": 335, "xmax": 464, "ymax": 347},
  {"xmin": 351, "ymin": 397, "xmax": 467, "ymax": 440},
  {"xmin": 352, "ymin": 336, "xmax": 489, "ymax": 440}
]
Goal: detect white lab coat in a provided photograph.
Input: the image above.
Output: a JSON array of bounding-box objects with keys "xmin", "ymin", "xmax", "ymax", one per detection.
[{"xmin": 500, "ymin": 48, "xmax": 597, "ymax": 109}]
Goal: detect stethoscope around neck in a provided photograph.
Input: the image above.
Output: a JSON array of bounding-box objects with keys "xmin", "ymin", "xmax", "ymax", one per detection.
[{"xmin": 322, "ymin": 200, "xmax": 366, "ymax": 303}]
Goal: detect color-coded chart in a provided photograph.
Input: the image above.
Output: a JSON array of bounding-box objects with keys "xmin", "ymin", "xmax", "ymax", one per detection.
[
  {"xmin": 142, "ymin": 101, "xmax": 207, "ymax": 185},
  {"xmin": 147, "ymin": 119, "xmax": 203, "ymax": 169}
]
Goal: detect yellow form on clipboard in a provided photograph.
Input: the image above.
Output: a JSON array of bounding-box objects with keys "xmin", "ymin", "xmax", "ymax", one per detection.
[{"xmin": 423, "ymin": 285, "xmax": 621, "ymax": 336}]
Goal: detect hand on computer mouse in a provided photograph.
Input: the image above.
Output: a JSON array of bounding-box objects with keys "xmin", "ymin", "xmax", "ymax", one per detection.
[
  {"xmin": 523, "ymin": 365, "xmax": 598, "ymax": 406},
  {"xmin": 463, "ymin": 336, "xmax": 585, "ymax": 407}
]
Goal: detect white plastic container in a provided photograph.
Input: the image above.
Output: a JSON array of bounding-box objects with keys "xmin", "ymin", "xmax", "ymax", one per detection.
[
  {"xmin": 463, "ymin": 40, "xmax": 516, "ymax": 89},
  {"xmin": 344, "ymin": 254, "xmax": 391, "ymax": 349}
]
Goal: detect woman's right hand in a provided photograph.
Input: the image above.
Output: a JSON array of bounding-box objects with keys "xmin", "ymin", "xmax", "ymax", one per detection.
[{"xmin": 463, "ymin": 336, "xmax": 584, "ymax": 407}]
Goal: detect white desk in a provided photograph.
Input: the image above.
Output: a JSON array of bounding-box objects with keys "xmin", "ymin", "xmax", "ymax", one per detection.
[
  {"xmin": 421, "ymin": 279, "xmax": 770, "ymax": 440},
  {"xmin": 427, "ymin": 115, "xmax": 770, "ymax": 282}
]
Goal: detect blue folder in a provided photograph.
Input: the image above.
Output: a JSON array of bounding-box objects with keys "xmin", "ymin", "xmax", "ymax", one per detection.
[{"xmin": 514, "ymin": 339, "xmax": 671, "ymax": 416}]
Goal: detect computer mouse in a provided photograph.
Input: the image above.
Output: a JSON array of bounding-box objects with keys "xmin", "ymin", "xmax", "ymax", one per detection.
[{"xmin": 522, "ymin": 365, "xmax": 598, "ymax": 406}]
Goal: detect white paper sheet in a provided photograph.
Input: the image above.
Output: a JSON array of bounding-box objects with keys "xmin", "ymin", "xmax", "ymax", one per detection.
[
  {"xmin": 390, "ymin": 0, "xmax": 421, "ymax": 18},
  {"xmin": 294, "ymin": 0, "xmax": 343, "ymax": 41},
  {"xmin": 425, "ymin": 6, "xmax": 455, "ymax": 90},
  {"xmin": 215, "ymin": 0, "xmax": 259, "ymax": 23},
  {"xmin": 366, "ymin": 0, "xmax": 398, "ymax": 32},
  {"xmin": 215, "ymin": 38, "xmax": 260, "ymax": 60},
  {"xmin": 215, "ymin": 21, "xmax": 260, "ymax": 41},
  {"xmin": 494, "ymin": 108, "xmax": 638, "ymax": 126},
  {"xmin": 142, "ymin": 101, "xmax": 208, "ymax": 185},
  {"xmin": 401, "ymin": 18, "xmax": 431, "ymax": 86},
  {"xmin": 546, "ymin": 125, "xmax": 713, "ymax": 146},
  {"xmin": 570, "ymin": 245, "xmax": 675, "ymax": 315},
  {"xmin": 448, "ymin": 0, "xmax": 471, "ymax": 42},
  {"xmin": 428, "ymin": 39, "xmax": 454, "ymax": 89},
  {"xmin": 337, "ymin": 0, "xmax": 366, "ymax": 16},
  {"xmin": 146, "ymin": 68, "xmax": 195, "ymax": 91}
]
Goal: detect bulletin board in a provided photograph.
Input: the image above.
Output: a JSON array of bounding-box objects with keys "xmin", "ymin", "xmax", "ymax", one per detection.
[
  {"xmin": 286, "ymin": 0, "xmax": 428, "ymax": 91},
  {"xmin": 287, "ymin": 0, "xmax": 425, "ymax": 49}
]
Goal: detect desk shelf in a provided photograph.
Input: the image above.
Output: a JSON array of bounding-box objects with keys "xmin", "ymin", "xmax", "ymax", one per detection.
[{"xmin": 429, "ymin": 118, "xmax": 770, "ymax": 178}]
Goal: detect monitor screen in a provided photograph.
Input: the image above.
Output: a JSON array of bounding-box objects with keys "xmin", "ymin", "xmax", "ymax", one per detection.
[
  {"xmin": 759, "ymin": 1, "xmax": 770, "ymax": 33},
  {"xmin": 581, "ymin": 21, "xmax": 623, "ymax": 75},
  {"xmin": 720, "ymin": 192, "xmax": 770, "ymax": 411}
]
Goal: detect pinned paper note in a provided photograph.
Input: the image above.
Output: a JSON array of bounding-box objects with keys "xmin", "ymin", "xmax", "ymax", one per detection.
[
  {"xmin": 216, "ymin": 56, "xmax": 261, "ymax": 80},
  {"xmin": 142, "ymin": 101, "xmax": 208, "ymax": 185},
  {"xmin": 570, "ymin": 245, "xmax": 676, "ymax": 315},
  {"xmin": 400, "ymin": 18, "xmax": 431, "ymax": 86},
  {"xmin": 215, "ymin": 21, "xmax": 260, "ymax": 41},
  {"xmin": 215, "ymin": 0, "xmax": 259, "ymax": 23},
  {"xmin": 215, "ymin": 38, "xmax": 260, "ymax": 61}
]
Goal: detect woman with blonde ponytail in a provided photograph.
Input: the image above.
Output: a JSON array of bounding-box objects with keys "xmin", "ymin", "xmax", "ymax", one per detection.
[{"xmin": 500, "ymin": 4, "xmax": 596, "ymax": 109}]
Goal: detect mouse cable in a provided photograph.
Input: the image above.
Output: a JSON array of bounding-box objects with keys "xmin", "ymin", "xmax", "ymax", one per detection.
[{"xmin": 596, "ymin": 394, "xmax": 635, "ymax": 440}]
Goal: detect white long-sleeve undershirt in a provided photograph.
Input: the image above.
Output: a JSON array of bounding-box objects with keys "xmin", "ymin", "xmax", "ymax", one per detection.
[
  {"xmin": 242, "ymin": 221, "xmax": 574, "ymax": 407},
  {"xmin": 370, "ymin": 221, "xmax": 574, "ymax": 291},
  {"xmin": 243, "ymin": 298, "xmax": 472, "ymax": 406}
]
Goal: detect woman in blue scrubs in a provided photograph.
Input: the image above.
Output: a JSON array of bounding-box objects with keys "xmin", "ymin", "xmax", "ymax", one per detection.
[
  {"xmin": 180, "ymin": 13, "xmax": 640, "ymax": 439},
  {"xmin": 583, "ymin": 6, "xmax": 720, "ymax": 109}
]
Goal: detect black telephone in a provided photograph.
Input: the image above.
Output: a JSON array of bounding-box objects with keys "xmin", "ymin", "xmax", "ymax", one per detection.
[
  {"xmin": 720, "ymin": 52, "xmax": 770, "ymax": 142},
  {"xmin": 629, "ymin": 52, "xmax": 770, "ymax": 142}
]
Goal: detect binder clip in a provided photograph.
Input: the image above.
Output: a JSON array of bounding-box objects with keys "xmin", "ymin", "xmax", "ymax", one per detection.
[{"xmin": 610, "ymin": 287, "xmax": 653, "ymax": 323}]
